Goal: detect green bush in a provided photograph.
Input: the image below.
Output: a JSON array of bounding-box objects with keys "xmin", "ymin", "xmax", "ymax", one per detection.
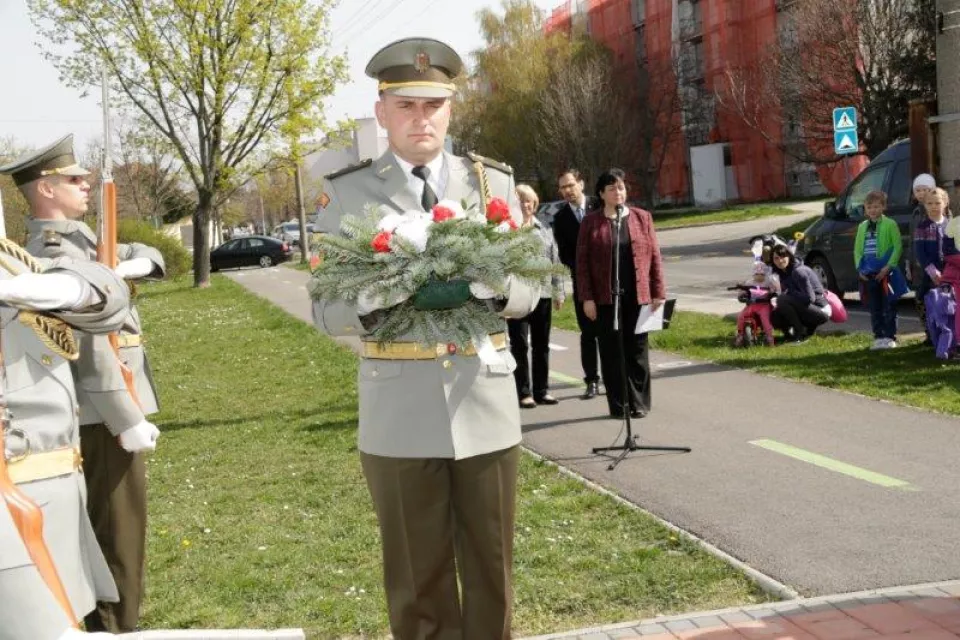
[{"xmin": 118, "ymin": 219, "xmax": 192, "ymax": 278}]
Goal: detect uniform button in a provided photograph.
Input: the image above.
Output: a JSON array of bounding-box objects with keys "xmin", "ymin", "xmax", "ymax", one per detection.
[
  {"xmin": 105, "ymin": 285, "xmax": 113, "ymax": 294},
  {"xmin": 41, "ymin": 355, "xmax": 53, "ymax": 366},
  {"xmin": 442, "ymin": 360, "xmax": 453, "ymax": 370}
]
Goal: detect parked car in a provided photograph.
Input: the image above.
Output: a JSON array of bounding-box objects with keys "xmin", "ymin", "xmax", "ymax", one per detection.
[
  {"xmin": 798, "ymin": 139, "xmax": 915, "ymax": 295},
  {"xmin": 271, "ymin": 221, "xmax": 303, "ymax": 246},
  {"xmin": 535, "ymin": 200, "xmax": 566, "ymax": 228},
  {"xmin": 210, "ymin": 235, "xmax": 293, "ymax": 271}
]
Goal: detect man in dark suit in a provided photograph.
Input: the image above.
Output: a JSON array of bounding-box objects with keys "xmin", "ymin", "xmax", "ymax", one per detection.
[{"xmin": 552, "ymin": 169, "xmax": 601, "ymax": 398}]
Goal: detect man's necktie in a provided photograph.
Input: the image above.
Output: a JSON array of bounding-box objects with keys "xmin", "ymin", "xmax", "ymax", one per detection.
[{"xmin": 412, "ymin": 165, "xmax": 439, "ymax": 212}]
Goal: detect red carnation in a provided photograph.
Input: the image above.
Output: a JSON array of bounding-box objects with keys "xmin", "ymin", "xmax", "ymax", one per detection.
[
  {"xmin": 485, "ymin": 197, "xmax": 511, "ymax": 224},
  {"xmin": 371, "ymin": 231, "xmax": 392, "ymax": 253},
  {"xmin": 432, "ymin": 204, "xmax": 456, "ymax": 223}
]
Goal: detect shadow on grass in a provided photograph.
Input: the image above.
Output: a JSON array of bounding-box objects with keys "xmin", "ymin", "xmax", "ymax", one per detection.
[{"xmin": 158, "ymin": 403, "xmax": 355, "ymax": 432}]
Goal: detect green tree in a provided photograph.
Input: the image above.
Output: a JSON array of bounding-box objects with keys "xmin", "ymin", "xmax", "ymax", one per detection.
[
  {"xmin": 0, "ymin": 137, "xmax": 32, "ymax": 244},
  {"xmin": 452, "ymin": 0, "xmax": 602, "ymax": 195},
  {"xmin": 29, "ymin": 0, "xmax": 349, "ymax": 286}
]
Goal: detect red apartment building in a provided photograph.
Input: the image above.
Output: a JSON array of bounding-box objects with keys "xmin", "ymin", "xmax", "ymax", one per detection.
[{"xmin": 544, "ymin": 0, "xmax": 864, "ymax": 205}]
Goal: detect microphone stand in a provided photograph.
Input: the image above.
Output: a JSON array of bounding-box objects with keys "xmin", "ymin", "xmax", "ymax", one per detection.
[{"xmin": 592, "ymin": 204, "xmax": 691, "ymax": 470}]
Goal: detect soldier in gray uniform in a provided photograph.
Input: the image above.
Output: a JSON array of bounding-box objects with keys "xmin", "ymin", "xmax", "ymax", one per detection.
[
  {"xmin": 0, "ymin": 136, "xmax": 163, "ymax": 633},
  {"xmin": 312, "ymin": 38, "xmax": 539, "ymax": 639},
  {"xmin": 0, "ymin": 236, "xmax": 131, "ymax": 639}
]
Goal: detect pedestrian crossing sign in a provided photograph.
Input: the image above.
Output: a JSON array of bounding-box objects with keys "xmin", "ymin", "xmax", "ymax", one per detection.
[
  {"xmin": 833, "ymin": 107, "xmax": 857, "ymax": 131},
  {"xmin": 834, "ymin": 131, "xmax": 858, "ymax": 155}
]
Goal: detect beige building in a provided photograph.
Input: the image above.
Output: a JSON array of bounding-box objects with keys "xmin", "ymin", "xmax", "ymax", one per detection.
[{"xmin": 935, "ymin": 0, "xmax": 960, "ymax": 198}]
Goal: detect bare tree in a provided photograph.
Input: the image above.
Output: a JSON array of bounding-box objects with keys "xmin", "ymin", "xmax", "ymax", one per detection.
[
  {"xmin": 114, "ymin": 118, "xmax": 194, "ymax": 228},
  {"xmin": 718, "ymin": 0, "xmax": 936, "ymax": 163},
  {"xmin": 539, "ymin": 52, "xmax": 689, "ymax": 207}
]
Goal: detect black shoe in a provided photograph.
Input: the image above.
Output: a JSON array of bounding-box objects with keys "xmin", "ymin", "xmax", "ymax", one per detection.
[
  {"xmin": 535, "ymin": 394, "xmax": 559, "ymax": 405},
  {"xmin": 581, "ymin": 381, "xmax": 599, "ymax": 399},
  {"xmin": 519, "ymin": 396, "xmax": 536, "ymax": 409},
  {"xmin": 630, "ymin": 408, "xmax": 647, "ymax": 418}
]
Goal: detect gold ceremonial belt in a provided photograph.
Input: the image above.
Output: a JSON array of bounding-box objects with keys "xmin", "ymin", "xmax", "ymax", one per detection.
[
  {"xmin": 115, "ymin": 334, "xmax": 142, "ymax": 348},
  {"xmin": 362, "ymin": 332, "xmax": 507, "ymax": 360},
  {"xmin": 8, "ymin": 447, "xmax": 83, "ymax": 484}
]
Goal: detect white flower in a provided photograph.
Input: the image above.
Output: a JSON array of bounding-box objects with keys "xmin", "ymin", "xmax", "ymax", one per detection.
[
  {"xmin": 495, "ymin": 221, "xmax": 512, "ymax": 234},
  {"xmin": 394, "ymin": 217, "xmax": 432, "ymax": 253},
  {"xmin": 377, "ymin": 213, "xmax": 406, "ymax": 233}
]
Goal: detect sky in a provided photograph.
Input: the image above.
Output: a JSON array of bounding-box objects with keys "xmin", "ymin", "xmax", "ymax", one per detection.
[{"xmin": 0, "ymin": 0, "xmax": 563, "ymax": 152}]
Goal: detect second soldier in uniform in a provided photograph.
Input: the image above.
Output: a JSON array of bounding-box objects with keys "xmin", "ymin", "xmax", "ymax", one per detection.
[{"xmin": 1, "ymin": 136, "xmax": 164, "ymax": 633}]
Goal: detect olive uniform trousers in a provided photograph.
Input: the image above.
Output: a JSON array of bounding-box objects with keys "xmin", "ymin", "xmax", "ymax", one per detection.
[
  {"xmin": 360, "ymin": 445, "xmax": 520, "ymax": 640},
  {"xmin": 80, "ymin": 423, "xmax": 147, "ymax": 632}
]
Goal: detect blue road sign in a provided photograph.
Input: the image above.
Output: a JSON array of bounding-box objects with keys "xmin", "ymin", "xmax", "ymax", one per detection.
[
  {"xmin": 835, "ymin": 130, "xmax": 858, "ymax": 155},
  {"xmin": 833, "ymin": 107, "xmax": 857, "ymax": 131}
]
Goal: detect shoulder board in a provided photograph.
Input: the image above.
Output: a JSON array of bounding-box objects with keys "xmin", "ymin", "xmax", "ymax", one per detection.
[
  {"xmin": 325, "ymin": 159, "xmax": 373, "ymax": 181},
  {"xmin": 466, "ymin": 151, "xmax": 513, "ymax": 175}
]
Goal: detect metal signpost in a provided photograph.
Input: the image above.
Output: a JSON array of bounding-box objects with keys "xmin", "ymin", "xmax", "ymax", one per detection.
[{"xmin": 833, "ymin": 106, "xmax": 858, "ymax": 188}]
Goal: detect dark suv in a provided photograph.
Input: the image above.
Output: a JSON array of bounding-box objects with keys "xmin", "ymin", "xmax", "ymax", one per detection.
[{"xmin": 798, "ymin": 139, "xmax": 914, "ymax": 294}]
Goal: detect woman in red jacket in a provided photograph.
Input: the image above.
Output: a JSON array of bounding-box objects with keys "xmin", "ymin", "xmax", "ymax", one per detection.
[{"xmin": 576, "ymin": 168, "xmax": 666, "ymax": 418}]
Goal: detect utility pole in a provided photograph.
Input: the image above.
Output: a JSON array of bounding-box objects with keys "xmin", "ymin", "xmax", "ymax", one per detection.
[
  {"xmin": 294, "ymin": 161, "xmax": 309, "ymax": 264},
  {"xmin": 934, "ymin": 1, "xmax": 960, "ymax": 195}
]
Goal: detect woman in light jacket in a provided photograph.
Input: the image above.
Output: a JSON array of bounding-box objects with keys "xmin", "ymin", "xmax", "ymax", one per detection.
[
  {"xmin": 576, "ymin": 168, "xmax": 666, "ymax": 419},
  {"xmin": 507, "ymin": 184, "xmax": 566, "ymax": 408}
]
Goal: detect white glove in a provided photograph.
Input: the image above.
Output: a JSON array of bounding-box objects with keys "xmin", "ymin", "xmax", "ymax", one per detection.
[
  {"xmin": 114, "ymin": 257, "xmax": 154, "ymax": 280},
  {"xmin": 0, "ymin": 272, "xmax": 94, "ymax": 310},
  {"xmin": 58, "ymin": 628, "xmax": 115, "ymax": 639},
  {"xmin": 119, "ymin": 420, "xmax": 160, "ymax": 452},
  {"xmin": 356, "ymin": 288, "xmax": 409, "ymax": 315},
  {"xmin": 469, "ymin": 282, "xmax": 498, "ymax": 300}
]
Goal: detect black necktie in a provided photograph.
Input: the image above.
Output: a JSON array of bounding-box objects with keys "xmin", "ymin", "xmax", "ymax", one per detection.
[{"xmin": 412, "ymin": 165, "xmax": 438, "ymax": 211}]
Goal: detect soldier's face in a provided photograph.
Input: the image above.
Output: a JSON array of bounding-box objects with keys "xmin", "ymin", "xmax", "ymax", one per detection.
[
  {"xmin": 376, "ymin": 95, "xmax": 450, "ymax": 164},
  {"xmin": 37, "ymin": 175, "xmax": 91, "ymax": 218}
]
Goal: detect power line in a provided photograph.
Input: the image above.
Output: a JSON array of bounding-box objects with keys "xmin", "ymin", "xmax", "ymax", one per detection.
[
  {"xmin": 339, "ymin": 0, "xmax": 393, "ymax": 37},
  {"xmin": 389, "ymin": 0, "xmax": 445, "ymax": 37},
  {"xmin": 338, "ymin": 0, "xmax": 417, "ymax": 45}
]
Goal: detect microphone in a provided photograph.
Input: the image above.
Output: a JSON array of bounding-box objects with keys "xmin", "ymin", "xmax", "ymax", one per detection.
[{"xmin": 615, "ymin": 204, "xmax": 625, "ymax": 220}]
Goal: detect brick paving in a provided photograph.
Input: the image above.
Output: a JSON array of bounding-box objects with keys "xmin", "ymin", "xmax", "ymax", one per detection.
[{"xmin": 519, "ymin": 581, "xmax": 960, "ymax": 640}]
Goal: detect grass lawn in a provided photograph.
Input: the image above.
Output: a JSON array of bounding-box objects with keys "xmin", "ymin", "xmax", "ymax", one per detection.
[
  {"xmin": 653, "ymin": 205, "xmax": 797, "ymax": 230},
  {"xmin": 553, "ymin": 304, "xmax": 960, "ymax": 416},
  {"xmin": 136, "ymin": 277, "xmax": 770, "ymax": 638}
]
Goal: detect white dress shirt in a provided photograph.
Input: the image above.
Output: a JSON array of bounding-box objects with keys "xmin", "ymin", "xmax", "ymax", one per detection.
[{"xmin": 393, "ymin": 152, "xmax": 447, "ymax": 207}]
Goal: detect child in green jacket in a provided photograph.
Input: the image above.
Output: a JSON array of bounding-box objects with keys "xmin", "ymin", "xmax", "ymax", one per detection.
[{"xmin": 855, "ymin": 190, "xmax": 904, "ymax": 349}]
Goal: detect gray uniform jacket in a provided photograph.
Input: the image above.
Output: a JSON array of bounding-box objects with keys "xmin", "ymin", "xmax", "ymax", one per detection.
[
  {"xmin": 312, "ymin": 151, "xmax": 540, "ymax": 460},
  {"xmin": 1, "ymin": 253, "xmax": 130, "ymax": 639},
  {"xmin": 26, "ymin": 219, "xmax": 166, "ymax": 434}
]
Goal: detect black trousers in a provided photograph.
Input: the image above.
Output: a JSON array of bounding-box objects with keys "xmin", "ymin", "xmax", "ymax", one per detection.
[
  {"xmin": 572, "ymin": 281, "xmax": 601, "ymax": 384},
  {"xmin": 771, "ymin": 294, "xmax": 828, "ymax": 338},
  {"xmin": 596, "ymin": 301, "xmax": 651, "ymax": 416},
  {"xmin": 507, "ymin": 297, "xmax": 553, "ymax": 399}
]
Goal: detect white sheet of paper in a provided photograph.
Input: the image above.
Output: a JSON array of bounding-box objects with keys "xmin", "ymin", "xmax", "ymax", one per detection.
[{"xmin": 635, "ymin": 304, "xmax": 665, "ymax": 334}]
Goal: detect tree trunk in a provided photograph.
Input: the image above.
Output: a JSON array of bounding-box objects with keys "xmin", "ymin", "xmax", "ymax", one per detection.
[{"xmin": 193, "ymin": 189, "xmax": 214, "ymax": 288}]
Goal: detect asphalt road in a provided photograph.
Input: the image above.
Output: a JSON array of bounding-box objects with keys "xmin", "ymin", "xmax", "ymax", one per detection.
[
  {"xmin": 226, "ymin": 227, "xmax": 959, "ymax": 598},
  {"xmin": 660, "ymin": 203, "xmax": 924, "ymax": 336}
]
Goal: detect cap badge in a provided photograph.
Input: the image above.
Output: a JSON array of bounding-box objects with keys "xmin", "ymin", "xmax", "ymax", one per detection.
[{"xmin": 414, "ymin": 51, "xmax": 431, "ymax": 74}]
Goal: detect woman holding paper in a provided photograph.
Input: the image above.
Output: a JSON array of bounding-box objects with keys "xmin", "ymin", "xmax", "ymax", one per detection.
[{"xmin": 576, "ymin": 168, "xmax": 666, "ymax": 418}]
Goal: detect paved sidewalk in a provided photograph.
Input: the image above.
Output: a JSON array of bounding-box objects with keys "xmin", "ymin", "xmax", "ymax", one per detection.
[{"xmin": 520, "ymin": 581, "xmax": 960, "ymax": 639}]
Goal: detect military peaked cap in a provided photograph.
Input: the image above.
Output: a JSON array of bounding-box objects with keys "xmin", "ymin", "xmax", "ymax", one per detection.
[
  {"xmin": 0, "ymin": 135, "xmax": 90, "ymax": 187},
  {"xmin": 365, "ymin": 38, "xmax": 464, "ymax": 98}
]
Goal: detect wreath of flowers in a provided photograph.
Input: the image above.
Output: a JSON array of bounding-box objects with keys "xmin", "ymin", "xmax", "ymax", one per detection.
[{"xmin": 308, "ymin": 197, "xmax": 566, "ymax": 347}]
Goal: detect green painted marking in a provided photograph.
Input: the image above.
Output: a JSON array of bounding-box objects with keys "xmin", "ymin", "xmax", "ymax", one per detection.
[
  {"xmin": 749, "ymin": 439, "xmax": 917, "ymax": 490},
  {"xmin": 548, "ymin": 370, "xmax": 585, "ymax": 388}
]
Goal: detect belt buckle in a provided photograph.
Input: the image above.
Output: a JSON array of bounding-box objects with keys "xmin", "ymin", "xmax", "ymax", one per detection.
[{"xmin": 3, "ymin": 426, "xmax": 31, "ymax": 464}]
